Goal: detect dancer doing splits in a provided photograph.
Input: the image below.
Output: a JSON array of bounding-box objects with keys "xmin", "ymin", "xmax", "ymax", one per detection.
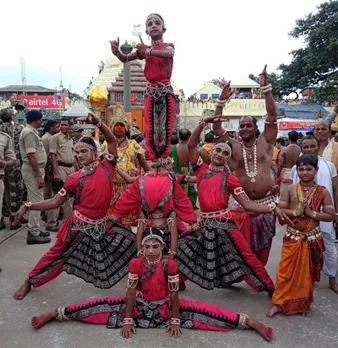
[
  {"xmin": 31, "ymin": 227, "xmax": 273, "ymax": 343},
  {"xmin": 176, "ymin": 114, "xmax": 291, "ymax": 292},
  {"xmin": 13, "ymin": 113, "xmax": 136, "ymax": 300}
]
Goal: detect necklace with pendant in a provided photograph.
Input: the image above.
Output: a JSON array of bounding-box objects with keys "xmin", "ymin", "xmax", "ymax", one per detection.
[{"xmin": 242, "ymin": 143, "xmax": 258, "ymax": 183}]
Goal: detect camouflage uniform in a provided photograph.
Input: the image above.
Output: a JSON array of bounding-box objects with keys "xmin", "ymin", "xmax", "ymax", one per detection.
[{"xmin": 0, "ymin": 122, "xmax": 24, "ymax": 222}]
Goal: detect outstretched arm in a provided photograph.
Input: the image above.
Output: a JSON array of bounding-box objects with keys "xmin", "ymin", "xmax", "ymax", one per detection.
[
  {"xmin": 77, "ymin": 113, "xmax": 117, "ymax": 158},
  {"xmin": 260, "ymin": 65, "xmax": 278, "ymax": 145},
  {"xmin": 188, "ymin": 114, "xmax": 222, "ymax": 165},
  {"xmin": 212, "ymin": 82, "xmax": 234, "ymax": 142},
  {"xmin": 110, "ymin": 37, "xmax": 138, "ymax": 63},
  {"xmin": 324, "ymin": 105, "xmax": 338, "ymax": 125}
]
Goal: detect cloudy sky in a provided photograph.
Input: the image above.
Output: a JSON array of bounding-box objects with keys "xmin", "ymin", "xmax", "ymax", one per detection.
[{"xmin": 0, "ymin": 0, "xmax": 324, "ymax": 96}]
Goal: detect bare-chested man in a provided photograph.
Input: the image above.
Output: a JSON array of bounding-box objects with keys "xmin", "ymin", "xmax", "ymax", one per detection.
[
  {"xmin": 170, "ymin": 129, "xmax": 197, "ymax": 208},
  {"xmin": 276, "ymin": 130, "xmax": 301, "ymax": 189},
  {"xmin": 212, "ymin": 66, "xmax": 278, "ymax": 265}
]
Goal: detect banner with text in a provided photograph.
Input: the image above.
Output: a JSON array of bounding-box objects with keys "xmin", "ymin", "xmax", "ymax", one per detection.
[
  {"xmin": 18, "ymin": 95, "xmax": 65, "ymax": 109},
  {"xmin": 278, "ymin": 120, "xmax": 316, "ymax": 131}
]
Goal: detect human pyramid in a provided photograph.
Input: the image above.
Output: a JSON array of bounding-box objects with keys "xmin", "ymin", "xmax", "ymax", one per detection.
[{"xmin": 11, "ymin": 13, "xmax": 337, "ymax": 343}]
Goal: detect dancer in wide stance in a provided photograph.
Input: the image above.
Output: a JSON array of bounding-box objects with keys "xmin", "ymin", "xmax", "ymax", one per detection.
[
  {"xmin": 13, "ymin": 113, "xmax": 136, "ymax": 300},
  {"xmin": 267, "ymin": 155, "xmax": 334, "ymax": 317},
  {"xmin": 176, "ymin": 114, "xmax": 291, "ymax": 292},
  {"xmin": 110, "ymin": 13, "xmax": 176, "ymax": 160},
  {"xmin": 31, "ymin": 227, "xmax": 273, "ymax": 342}
]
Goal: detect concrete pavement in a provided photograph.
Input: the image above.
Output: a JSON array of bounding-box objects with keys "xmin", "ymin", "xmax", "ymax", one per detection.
[{"xmin": 0, "ymin": 220, "xmax": 337, "ymax": 348}]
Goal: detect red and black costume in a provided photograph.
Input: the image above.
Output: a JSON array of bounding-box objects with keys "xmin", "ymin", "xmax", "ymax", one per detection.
[{"xmin": 176, "ymin": 162, "xmax": 275, "ymax": 292}]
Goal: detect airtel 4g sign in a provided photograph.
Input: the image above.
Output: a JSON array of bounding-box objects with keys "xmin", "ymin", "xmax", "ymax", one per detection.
[{"xmin": 18, "ymin": 95, "xmax": 65, "ymax": 109}]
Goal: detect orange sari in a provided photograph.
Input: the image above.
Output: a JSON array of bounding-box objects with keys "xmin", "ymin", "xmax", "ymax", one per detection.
[{"xmin": 272, "ymin": 184, "xmax": 325, "ymax": 315}]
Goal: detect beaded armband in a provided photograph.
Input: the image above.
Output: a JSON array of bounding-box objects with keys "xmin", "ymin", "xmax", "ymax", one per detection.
[
  {"xmin": 268, "ymin": 203, "xmax": 276, "ymax": 212},
  {"xmin": 168, "ymin": 249, "xmax": 177, "ymax": 257},
  {"xmin": 127, "ymin": 273, "xmax": 139, "ymax": 288},
  {"xmin": 123, "ymin": 318, "xmax": 134, "ymax": 325},
  {"xmin": 168, "ymin": 274, "xmax": 180, "ymax": 292},
  {"xmin": 170, "ymin": 318, "xmax": 181, "ymax": 325},
  {"xmin": 105, "ymin": 153, "xmax": 115, "ymax": 162},
  {"xmin": 233, "ymin": 187, "xmax": 245, "ymax": 196},
  {"xmin": 260, "ymin": 83, "xmax": 272, "ymax": 94},
  {"xmin": 57, "ymin": 188, "xmax": 67, "ymax": 197},
  {"xmin": 24, "ymin": 201, "xmax": 33, "ymax": 210}
]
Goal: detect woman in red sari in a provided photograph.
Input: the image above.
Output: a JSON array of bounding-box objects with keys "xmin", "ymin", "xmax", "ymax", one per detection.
[
  {"xmin": 110, "ymin": 13, "xmax": 175, "ymax": 160},
  {"xmin": 13, "ymin": 113, "xmax": 136, "ymax": 301},
  {"xmin": 176, "ymin": 115, "xmax": 291, "ymax": 292},
  {"xmin": 30, "ymin": 227, "xmax": 273, "ymax": 343}
]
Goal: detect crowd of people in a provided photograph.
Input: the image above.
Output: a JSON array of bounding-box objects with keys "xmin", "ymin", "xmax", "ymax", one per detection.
[{"xmin": 0, "ymin": 12, "xmax": 337, "ymax": 343}]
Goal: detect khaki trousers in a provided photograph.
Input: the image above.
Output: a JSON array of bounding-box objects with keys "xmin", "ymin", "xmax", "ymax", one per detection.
[
  {"xmin": 58, "ymin": 166, "xmax": 74, "ymax": 219},
  {"xmin": 21, "ymin": 164, "xmax": 45, "ymax": 236},
  {"xmin": 44, "ymin": 178, "xmax": 59, "ymax": 228}
]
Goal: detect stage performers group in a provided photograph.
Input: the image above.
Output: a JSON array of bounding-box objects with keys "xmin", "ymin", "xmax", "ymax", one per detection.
[{"xmin": 9, "ymin": 12, "xmax": 337, "ymax": 342}]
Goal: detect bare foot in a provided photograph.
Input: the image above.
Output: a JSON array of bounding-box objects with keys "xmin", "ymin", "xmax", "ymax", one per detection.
[
  {"xmin": 266, "ymin": 305, "xmax": 281, "ymax": 318},
  {"xmin": 31, "ymin": 310, "xmax": 57, "ymax": 329},
  {"xmin": 13, "ymin": 280, "xmax": 31, "ymax": 300},
  {"xmin": 329, "ymin": 277, "xmax": 338, "ymax": 294},
  {"xmin": 247, "ymin": 318, "xmax": 273, "ymax": 342}
]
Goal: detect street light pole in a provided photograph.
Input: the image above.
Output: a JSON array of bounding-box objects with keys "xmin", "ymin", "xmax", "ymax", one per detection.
[{"xmin": 120, "ymin": 40, "xmax": 133, "ymax": 115}]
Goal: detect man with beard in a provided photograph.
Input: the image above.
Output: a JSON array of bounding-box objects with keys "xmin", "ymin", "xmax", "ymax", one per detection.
[{"xmin": 212, "ymin": 66, "xmax": 278, "ymax": 266}]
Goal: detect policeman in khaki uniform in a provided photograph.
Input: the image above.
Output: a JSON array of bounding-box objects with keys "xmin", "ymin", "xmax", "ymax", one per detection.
[
  {"xmin": 49, "ymin": 117, "xmax": 77, "ymax": 219},
  {"xmin": 0, "ymin": 131, "xmax": 17, "ymax": 231},
  {"xmin": 19, "ymin": 110, "xmax": 51, "ymax": 244},
  {"xmin": 41, "ymin": 119, "xmax": 60, "ymax": 232}
]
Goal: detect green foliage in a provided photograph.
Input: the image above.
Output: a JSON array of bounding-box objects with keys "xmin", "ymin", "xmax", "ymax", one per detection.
[{"xmin": 278, "ymin": 0, "xmax": 338, "ymax": 98}]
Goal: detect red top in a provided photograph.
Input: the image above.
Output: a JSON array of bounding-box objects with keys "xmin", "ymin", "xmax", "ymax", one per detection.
[
  {"xmin": 138, "ymin": 43, "xmax": 174, "ymax": 84},
  {"xmin": 129, "ymin": 258, "xmax": 178, "ymax": 301},
  {"xmin": 63, "ymin": 159, "xmax": 115, "ymax": 219},
  {"xmin": 112, "ymin": 174, "xmax": 197, "ymax": 224},
  {"xmin": 194, "ymin": 163, "xmax": 240, "ymax": 212}
]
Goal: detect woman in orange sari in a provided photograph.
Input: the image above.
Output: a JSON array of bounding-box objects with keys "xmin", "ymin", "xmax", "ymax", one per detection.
[{"xmin": 267, "ymin": 155, "xmax": 334, "ymax": 317}]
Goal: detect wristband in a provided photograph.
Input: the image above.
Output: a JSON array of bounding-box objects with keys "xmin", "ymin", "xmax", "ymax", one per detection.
[
  {"xmin": 170, "ymin": 318, "xmax": 181, "ymax": 325},
  {"xmin": 123, "ymin": 318, "xmax": 134, "ymax": 325},
  {"xmin": 25, "ymin": 202, "xmax": 33, "ymax": 210}
]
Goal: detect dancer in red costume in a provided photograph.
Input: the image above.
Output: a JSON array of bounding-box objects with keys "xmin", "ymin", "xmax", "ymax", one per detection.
[
  {"xmin": 31, "ymin": 227, "xmax": 273, "ymax": 343},
  {"xmin": 13, "ymin": 113, "xmax": 136, "ymax": 300},
  {"xmin": 110, "ymin": 157, "xmax": 199, "ymax": 233},
  {"xmin": 176, "ymin": 114, "xmax": 291, "ymax": 292},
  {"xmin": 110, "ymin": 13, "xmax": 175, "ymax": 160}
]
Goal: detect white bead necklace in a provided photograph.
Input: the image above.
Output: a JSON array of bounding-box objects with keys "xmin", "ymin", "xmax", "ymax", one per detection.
[{"xmin": 242, "ymin": 143, "xmax": 258, "ymax": 183}]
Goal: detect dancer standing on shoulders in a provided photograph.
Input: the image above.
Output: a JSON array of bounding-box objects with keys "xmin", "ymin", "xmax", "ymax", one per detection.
[
  {"xmin": 110, "ymin": 13, "xmax": 176, "ymax": 160},
  {"xmin": 267, "ymin": 155, "xmax": 333, "ymax": 317},
  {"xmin": 213, "ymin": 66, "xmax": 279, "ymax": 266},
  {"xmin": 13, "ymin": 113, "xmax": 136, "ymax": 301},
  {"xmin": 30, "ymin": 227, "xmax": 273, "ymax": 343},
  {"xmin": 176, "ymin": 114, "xmax": 291, "ymax": 293}
]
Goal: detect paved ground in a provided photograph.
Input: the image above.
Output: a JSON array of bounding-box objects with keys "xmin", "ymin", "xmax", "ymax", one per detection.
[{"xmin": 0, "ymin": 219, "xmax": 337, "ymax": 348}]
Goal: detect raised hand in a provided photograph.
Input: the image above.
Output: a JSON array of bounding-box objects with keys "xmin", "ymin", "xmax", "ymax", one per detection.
[
  {"xmin": 202, "ymin": 114, "xmax": 223, "ymax": 124},
  {"xmin": 110, "ymin": 37, "xmax": 120, "ymax": 56},
  {"xmin": 259, "ymin": 64, "xmax": 268, "ymax": 87},
  {"xmin": 135, "ymin": 43, "xmax": 147, "ymax": 54},
  {"xmin": 77, "ymin": 112, "xmax": 99, "ymax": 125},
  {"xmin": 219, "ymin": 81, "xmax": 233, "ymax": 101}
]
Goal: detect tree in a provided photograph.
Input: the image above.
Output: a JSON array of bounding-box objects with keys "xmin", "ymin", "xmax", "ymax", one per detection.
[
  {"xmin": 278, "ymin": 0, "xmax": 338, "ymax": 97},
  {"xmin": 248, "ymin": 73, "xmax": 285, "ymax": 99}
]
